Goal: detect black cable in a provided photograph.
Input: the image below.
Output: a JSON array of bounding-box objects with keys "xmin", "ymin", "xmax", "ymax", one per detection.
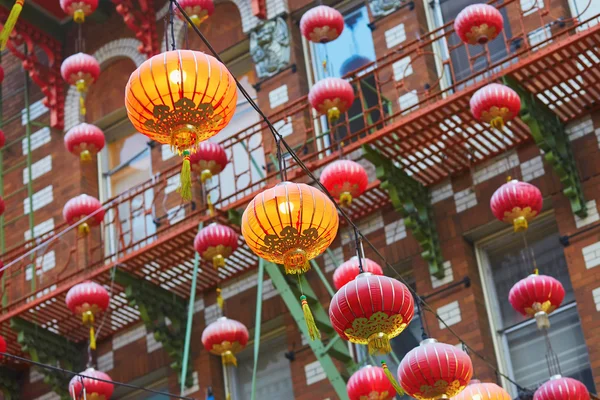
[
  {"xmin": 169, "ymin": 0, "xmax": 176, "ymax": 51},
  {"xmin": 174, "ymin": 1, "xmax": 532, "ymax": 391},
  {"xmin": 0, "ymin": 352, "xmax": 195, "ymax": 400},
  {"xmin": 415, "ymin": 296, "xmax": 428, "ymax": 341}
]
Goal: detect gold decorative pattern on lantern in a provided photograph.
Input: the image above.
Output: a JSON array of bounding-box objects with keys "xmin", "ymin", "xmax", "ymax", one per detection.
[
  {"xmin": 413, "ymin": 379, "xmax": 465, "ymax": 400},
  {"xmin": 524, "ymin": 300, "xmax": 555, "ymax": 316},
  {"xmin": 344, "ymin": 312, "xmax": 406, "ymax": 349},
  {"xmin": 464, "ymin": 24, "xmax": 497, "ymax": 45},
  {"xmin": 360, "ymin": 392, "xmax": 390, "ymax": 400},
  {"xmin": 502, "ymin": 206, "xmax": 538, "ymax": 232},
  {"xmin": 201, "ymin": 244, "xmax": 234, "ymax": 269},
  {"xmin": 309, "ymin": 26, "xmax": 340, "ymax": 43}
]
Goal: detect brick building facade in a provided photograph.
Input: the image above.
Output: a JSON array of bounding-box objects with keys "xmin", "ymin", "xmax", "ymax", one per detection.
[{"xmin": 1, "ymin": 0, "xmax": 600, "ymax": 399}]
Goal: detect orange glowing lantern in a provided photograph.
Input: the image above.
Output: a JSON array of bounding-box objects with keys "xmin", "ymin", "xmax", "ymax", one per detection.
[
  {"xmin": 125, "ymin": 50, "xmax": 237, "ymax": 200},
  {"xmin": 451, "ymin": 380, "xmax": 511, "ymax": 400}
]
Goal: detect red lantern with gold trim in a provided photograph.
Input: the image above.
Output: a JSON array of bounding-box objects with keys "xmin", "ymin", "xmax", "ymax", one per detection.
[
  {"xmin": 177, "ymin": 0, "xmax": 214, "ymax": 27},
  {"xmin": 451, "ymin": 380, "xmax": 511, "ymax": 400},
  {"xmin": 470, "ymin": 83, "xmax": 521, "ymax": 130},
  {"xmin": 68, "ymin": 368, "xmax": 114, "ymax": 400},
  {"xmin": 509, "ymin": 272, "xmax": 565, "ymax": 330},
  {"xmin": 194, "ymin": 223, "xmax": 239, "ymax": 269},
  {"xmin": 61, "ymin": 53, "xmax": 101, "ymax": 116},
  {"xmin": 398, "ymin": 338, "xmax": 473, "ymax": 400},
  {"xmin": 347, "ymin": 365, "xmax": 396, "ymax": 400},
  {"xmin": 309, "ymin": 78, "xmax": 355, "ymax": 123},
  {"xmin": 454, "ymin": 4, "xmax": 504, "ymax": 46},
  {"xmin": 320, "ymin": 159, "xmax": 368, "ymax": 207},
  {"xmin": 534, "ymin": 376, "xmax": 590, "ymax": 400},
  {"xmin": 63, "ymin": 194, "xmax": 105, "ymax": 235},
  {"xmin": 60, "ymin": 0, "xmax": 99, "ymax": 24},
  {"xmin": 329, "ymin": 272, "xmax": 414, "ymax": 354},
  {"xmin": 66, "ymin": 281, "xmax": 109, "ymax": 350},
  {"xmin": 189, "ymin": 141, "xmax": 228, "ymax": 183},
  {"xmin": 300, "ymin": 5, "xmax": 345, "ymax": 43},
  {"xmin": 64, "ymin": 123, "xmax": 105, "ymax": 162},
  {"xmin": 201, "ymin": 316, "xmax": 249, "ymax": 366},
  {"xmin": 490, "ymin": 179, "xmax": 542, "ymax": 232},
  {"xmin": 333, "ymin": 257, "xmax": 383, "ymax": 290}
]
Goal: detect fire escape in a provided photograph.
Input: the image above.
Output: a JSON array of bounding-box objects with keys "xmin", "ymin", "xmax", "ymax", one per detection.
[{"xmin": 1, "ymin": 0, "xmax": 599, "ymax": 398}]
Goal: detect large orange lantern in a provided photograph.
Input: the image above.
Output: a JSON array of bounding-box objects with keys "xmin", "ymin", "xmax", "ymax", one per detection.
[
  {"xmin": 201, "ymin": 316, "xmax": 249, "ymax": 366},
  {"xmin": 319, "ymin": 159, "xmax": 368, "ymax": 207},
  {"xmin": 490, "ymin": 179, "xmax": 542, "ymax": 232},
  {"xmin": 398, "ymin": 338, "xmax": 473, "ymax": 399},
  {"xmin": 329, "ymin": 272, "xmax": 414, "ymax": 354},
  {"xmin": 454, "ymin": 4, "xmax": 504, "ymax": 46},
  {"xmin": 470, "ymin": 83, "xmax": 521, "ymax": 130},
  {"xmin": 125, "ymin": 50, "xmax": 237, "ymax": 200},
  {"xmin": 65, "ymin": 281, "xmax": 109, "ymax": 350},
  {"xmin": 451, "ymin": 380, "xmax": 511, "ymax": 400},
  {"xmin": 534, "ymin": 376, "xmax": 590, "ymax": 400},
  {"xmin": 508, "ymin": 272, "xmax": 565, "ymax": 330}
]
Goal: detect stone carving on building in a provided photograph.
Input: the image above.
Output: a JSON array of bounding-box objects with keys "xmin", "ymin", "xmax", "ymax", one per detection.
[
  {"xmin": 250, "ymin": 17, "xmax": 290, "ymax": 79},
  {"xmin": 370, "ymin": 0, "xmax": 404, "ymax": 17}
]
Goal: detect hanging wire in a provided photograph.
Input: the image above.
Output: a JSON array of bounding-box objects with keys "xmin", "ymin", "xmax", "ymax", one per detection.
[
  {"xmin": 1, "ymin": 351, "xmax": 195, "ymax": 400},
  {"xmin": 169, "ymin": 0, "xmax": 177, "ymax": 51},
  {"xmin": 542, "ymin": 329, "xmax": 562, "ymax": 377},
  {"xmin": 353, "ymin": 227, "xmax": 364, "ymax": 273},
  {"xmin": 415, "ymin": 296, "xmax": 428, "ymax": 341}
]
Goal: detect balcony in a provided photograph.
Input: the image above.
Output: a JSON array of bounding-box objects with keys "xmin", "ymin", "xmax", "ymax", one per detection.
[{"xmin": 1, "ymin": 0, "xmax": 599, "ymax": 360}]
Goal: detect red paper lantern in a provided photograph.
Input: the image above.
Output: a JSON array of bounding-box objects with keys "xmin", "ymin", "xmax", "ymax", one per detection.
[
  {"xmin": 63, "ymin": 194, "xmax": 105, "ymax": 235},
  {"xmin": 194, "ymin": 223, "xmax": 239, "ymax": 269},
  {"xmin": 470, "ymin": 83, "xmax": 521, "ymax": 130},
  {"xmin": 61, "ymin": 53, "xmax": 101, "ymax": 116},
  {"xmin": 60, "ymin": 0, "xmax": 99, "ymax": 24},
  {"xmin": 329, "ymin": 272, "xmax": 414, "ymax": 354},
  {"xmin": 347, "ymin": 365, "xmax": 396, "ymax": 400},
  {"xmin": 320, "ymin": 159, "xmax": 368, "ymax": 207},
  {"xmin": 300, "ymin": 5, "xmax": 345, "ymax": 43},
  {"xmin": 398, "ymin": 338, "xmax": 473, "ymax": 400},
  {"xmin": 0, "ymin": 195, "xmax": 5, "ymax": 217},
  {"xmin": 64, "ymin": 123, "xmax": 105, "ymax": 162},
  {"xmin": 333, "ymin": 257, "xmax": 383, "ymax": 290},
  {"xmin": 309, "ymin": 78, "xmax": 355, "ymax": 123},
  {"xmin": 0, "ymin": 129, "xmax": 5, "ymax": 148},
  {"xmin": 201, "ymin": 316, "xmax": 249, "ymax": 366},
  {"xmin": 451, "ymin": 380, "xmax": 511, "ymax": 400},
  {"xmin": 177, "ymin": 0, "xmax": 214, "ymax": 26},
  {"xmin": 69, "ymin": 368, "xmax": 114, "ymax": 400},
  {"xmin": 534, "ymin": 376, "xmax": 590, "ymax": 400},
  {"xmin": 490, "ymin": 179, "xmax": 542, "ymax": 232},
  {"xmin": 454, "ymin": 4, "xmax": 504, "ymax": 46},
  {"xmin": 189, "ymin": 141, "xmax": 228, "ymax": 183},
  {"xmin": 509, "ymin": 272, "xmax": 565, "ymax": 330},
  {"xmin": 0, "ymin": 66, "xmax": 4, "ymax": 84},
  {"xmin": 66, "ymin": 281, "xmax": 109, "ymax": 350},
  {"xmin": 0, "ymin": 333, "xmax": 6, "ymax": 354}
]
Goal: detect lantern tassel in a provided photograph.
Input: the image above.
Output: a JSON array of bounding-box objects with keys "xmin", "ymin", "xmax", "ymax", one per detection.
[
  {"xmin": 513, "ymin": 216, "xmax": 528, "ymax": 232},
  {"xmin": 222, "ymin": 351, "xmax": 237, "ymax": 366},
  {"xmin": 381, "ymin": 361, "xmax": 405, "ymax": 396},
  {"xmin": 327, "ymin": 107, "xmax": 340, "ymax": 125},
  {"xmin": 177, "ymin": 151, "xmax": 193, "ymax": 201},
  {"xmin": 201, "ymin": 169, "xmax": 212, "ymax": 183},
  {"xmin": 80, "ymin": 150, "xmax": 92, "ymax": 162},
  {"xmin": 207, "ymin": 193, "xmax": 215, "ymax": 216},
  {"xmin": 89, "ymin": 326, "xmax": 96, "ymax": 350},
  {"xmin": 216, "ymin": 288, "xmax": 224, "ymax": 310},
  {"xmin": 0, "ymin": 0, "xmax": 24, "ymax": 51},
  {"xmin": 339, "ymin": 192, "xmax": 353, "ymax": 207},
  {"xmin": 213, "ymin": 254, "xmax": 225, "ymax": 269},
  {"xmin": 368, "ymin": 332, "xmax": 391, "ymax": 355},
  {"xmin": 79, "ymin": 92, "xmax": 87, "ymax": 116},
  {"xmin": 300, "ymin": 295, "xmax": 321, "ymax": 341},
  {"xmin": 490, "ymin": 116, "xmax": 505, "ymax": 130},
  {"xmin": 78, "ymin": 222, "xmax": 90, "ymax": 236}
]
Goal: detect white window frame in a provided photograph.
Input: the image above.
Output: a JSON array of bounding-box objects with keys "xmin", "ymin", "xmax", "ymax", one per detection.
[{"xmin": 567, "ymin": 0, "xmax": 600, "ymax": 30}]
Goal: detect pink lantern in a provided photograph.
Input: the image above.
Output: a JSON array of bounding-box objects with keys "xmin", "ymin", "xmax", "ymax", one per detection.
[
  {"xmin": 69, "ymin": 368, "xmax": 114, "ymax": 399},
  {"xmin": 177, "ymin": 0, "xmax": 215, "ymax": 26},
  {"xmin": 61, "ymin": 53, "xmax": 101, "ymax": 116},
  {"xmin": 470, "ymin": 83, "xmax": 521, "ymax": 130},
  {"xmin": 189, "ymin": 141, "xmax": 228, "ymax": 183},
  {"xmin": 65, "ymin": 281, "xmax": 110, "ymax": 350},
  {"xmin": 534, "ymin": 376, "xmax": 590, "ymax": 400},
  {"xmin": 63, "ymin": 194, "xmax": 105, "ymax": 235},
  {"xmin": 308, "ymin": 77, "xmax": 355, "ymax": 122},
  {"xmin": 201, "ymin": 316, "xmax": 249, "ymax": 366},
  {"xmin": 347, "ymin": 365, "xmax": 396, "ymax": 400},
  {"xmin": 300, "ymin": 5, "xmax": 344, "ymax": 43},
  {"xmin": 64, "ymin": 123, "xmax": 105, "ymax": 162},
  {"xmin": 194, "ymin": 223, "xmax": 239, "ymax": 268},
  {"xmin": 60, "ymin": 0, "xmax": 99, "ymax": 24},
  {"xmin": 454, "ymin": 4, "xmax": 504, "ymax": 45},
  {"xmin": 319, "ymin": 159, "xmax": 368, "ymax": 207},
  {"xmin": 490, "ymin": 179, "xmax": 543, "ymax": 232},
  {"xmin": 509, "ymin": 272, "xmax": 565, "ymax": 330}
]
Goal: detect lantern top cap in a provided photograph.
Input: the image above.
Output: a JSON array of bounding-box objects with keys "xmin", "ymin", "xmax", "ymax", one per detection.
[
  {"xmin": 217, "ymin": 316, "xmax": 228, "ymax": 322},
  {"xmin": 467, "ymin": 379, "xmax": 482, "ymax": 385},
  {"xmin": 550, "ymin": 374, "xmax": 563, "ymax": 380},
  {"xmin": 356, "ymin": 272, "xmax": 373, "ymax": 279},
  {"xmin": 420, "ymin": 338, "xmax": 438, "ymax": 345}
]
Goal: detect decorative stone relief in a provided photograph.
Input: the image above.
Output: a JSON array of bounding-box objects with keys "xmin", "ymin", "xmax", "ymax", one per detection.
[
  {"xmin": 369, "ymin": 0, "xmax": 404, "ymax": 17},
  {"xmin": 250, "ymin": 17, "xmax": 290, "ymax": 79}
]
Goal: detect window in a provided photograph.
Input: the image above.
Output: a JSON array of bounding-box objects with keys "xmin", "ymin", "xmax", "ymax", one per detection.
[
  {"xmin": 430, "ymin": 0, "xmax": 513, "ymax": 85},
  {"xmin": 569, "ymin": 0, "xmax": 600, "ymax": 30},
  {"xmin": 476, "ymin": 216, "xmax": 595, "ymax": 396},
  {"xmin": 229, "ymin": 333, "xmax": 294, "ymax": 400}
]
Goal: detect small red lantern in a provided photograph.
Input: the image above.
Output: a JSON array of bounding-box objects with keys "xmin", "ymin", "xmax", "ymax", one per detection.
[
  {"xmin": 0, "ymin": 333, "xmax": 6, "ymax": 355},
  {"xmin": 61, "ymin": 53, "xmax": 101, "ymax": 116},
  {"xmin": 63, "ymin": 194, "xmax": 105, "ymax": 235},
  {"xmin": 490, "ymin": 179, "xmax": 542, "ymax": 232},
  {"xmin": 201, "ymin": 316, "xmax": 249, "ymax": 366},
  {"xmin": 177, "ymin": 0, "xmax": 214, "ymax": 27},
  {"xmin": 347, "ymin": 365, "xmax": 396, "ymax": 400},
  {"xmin": 0, "ymin": 129, "xmax": 5, "ymax": 148},
  {"xmin": 69, "ymin": 368, "xmax": 114, "ymax": 400},
  {"xmin": 320, "ymin": 159, "xmax": 368, "ymax": 207},
  {"xmin": 470, "ymin": 83, "xmax": 521, "ymax": 130},
  {"xmin": 451, "ymin": 380, "xmax": 511, "ymax": 400},
  {"xmin": 333, "ymin": 257, "xmax": 383, "ymax": 290},
  {"xmin": 509, "ymin": 272, "xmax": 565, "ymax": 330},
  {"xmin": 534, "ymin": 376, "xmax": 590, "ymax": 400},
  {"xmin": 60, "ymin": 0, "xmax": 99, "ymax": 24},
  {"xmin": 65, "ymin": 281, "xmax": 109, "ymax": 350},
  {"xmin": 194, "ymin": 223, "xmax": 239, "ymax": 269},
  {"xmin": 0, "ymin": 66, "xmax": 4, "ymax": 84},
  {"xmin": 398, "ymin": 338, "xmax": 473, "ymax": 400},
  {"xmin": 309, "ymin": 78, "xmax": 355, "ymax": 123},
  {"xmin": 64, "ymin": 123, "xmax": 105, "ymax": 162},
  {"xmin": 0, "ymin": 195, "xmax": 5, "ymax": 217},
  {"xmin": 329, "ymin": 272, "xmax": 414, "ymax": 354},
  {"xmin": 300, "ymin": 5, "xmax": 345, "ymax": 44},
  {"xmin": 189, "ymin": 141, "xmax": 228, "ymax": 183},
  {"xmin": 454, "ymin": 4, "xmax": 504, "ymax": 46}
]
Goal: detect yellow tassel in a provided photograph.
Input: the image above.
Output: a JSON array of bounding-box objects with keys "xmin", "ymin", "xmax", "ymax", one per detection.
[
  {"xmin": 207, "ymin": 193, "xmax": 215, "ymax": 216},
  {"xmin": 222, "ymin": 351, "xmax": 237, "ymax": 366},
  {"xmin": 301, "ymin": 295, "xmax": 321, "ymax": 340},
  {"xmin": 382, "ymin": 361, "xmax": 404, "ymax": 396},
  {"xmin": 82, "ymin": 310, "xmax": 94, "ymax": 326},
  {"xmin": 78, "ymin": 222, "xmax": 90, "ymax": 236},
  {"xmin": 89, "ymin": 326, "xmax": 96, "ymax": 350},
  {"xmin": 327, "ymin": 107, "xmax": 340, "ymax": 124},
  {"xmin": 368, "ymin": 332, "xmax": 391, "ymax": 355},
  {"xmin": 490, "ymin": 116, "xmax": 505, "ymax": 130},
  {"xmin": 200, "ymin": 169, "xmax": 212, "ymax": 183},
  {"xmin": 0, "ymin": 0, "xmax": 24, "ymax": 51},
  {"xmin": 177, "ymin": 151, "xmax": 192, "ymax": 201},
  {"xmin": 80, "ymin": 149, "xmax": 92, "ymax": 162},
  {"xmin": 339, "ymin": 192, "xmax": 353, "ymax": 207},
  {"xmin": 79, "ymin": 93, "xmax": 86, "ymax": 116},
  {"xmin": 213, "ymin": 254, "xmax": 225, "ymax": 269},
  {"xmin": 513, "ymin": 216, "xmax": 528, "ymax": 232},
  {"xmin": 73, "ymin": 9, "xmax": 85, "ymax": 24},
  {"xmin": 226, "ymin": 395, "xmax": 231, "ymax": 400},
  {"xmin": 216, "ymin": 288, "xmax": 224, "ymax": 310}
]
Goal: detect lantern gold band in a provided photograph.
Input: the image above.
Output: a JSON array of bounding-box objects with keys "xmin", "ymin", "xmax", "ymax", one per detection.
[
  {"xmin": 513, "ymin": 216, "xmax": 528, "ymax": 232},
  {"xmin": 367, "ymin": 332, "xmax": 391, "ymax": 355},
  {"xmin": 201, "ymin": 169, "xmax": 213, "ymax": 183},
  {"xmin": 339, "ymin": 192, "xmax": 353, "ymax": 207},
  {"xmin": 283, "ymin": 249, "xmax": 311, "ymax": 275},
  {"xmin": 74, "ymin": 9, "xmax": 85, "ymax": 24}
]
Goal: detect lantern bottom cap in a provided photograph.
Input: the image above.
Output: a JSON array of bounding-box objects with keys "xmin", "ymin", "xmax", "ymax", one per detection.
[
  {"xmin": 535, "ymin": 311, "xmax": 550, "ymax": 330},
  {"xmin": 367, "ymin": 332, "xmax": 391, "ymax": 355},
  {"xmin": 513, "ymin": 216, "xmax": 528, "ymax": 232},
  {"xmin": 283, "ymin": 249, "xmax": 310, "ymax": 275}
]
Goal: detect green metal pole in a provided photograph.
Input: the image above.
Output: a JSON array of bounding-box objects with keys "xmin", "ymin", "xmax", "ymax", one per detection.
[
  {"xmin": 23, "ymin": 56, "xmax": 35, "ymax": 292},
  {"xmin": 250, "ymin": 258, "xmax": 265, "ymax": 400},
  {"xmin": 309, "ymin": 259, "xmax": 335, "ymax": 298},
  {"xmin": 180, "ymin": 222, "xmax": 203, "ymax": 394}
]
